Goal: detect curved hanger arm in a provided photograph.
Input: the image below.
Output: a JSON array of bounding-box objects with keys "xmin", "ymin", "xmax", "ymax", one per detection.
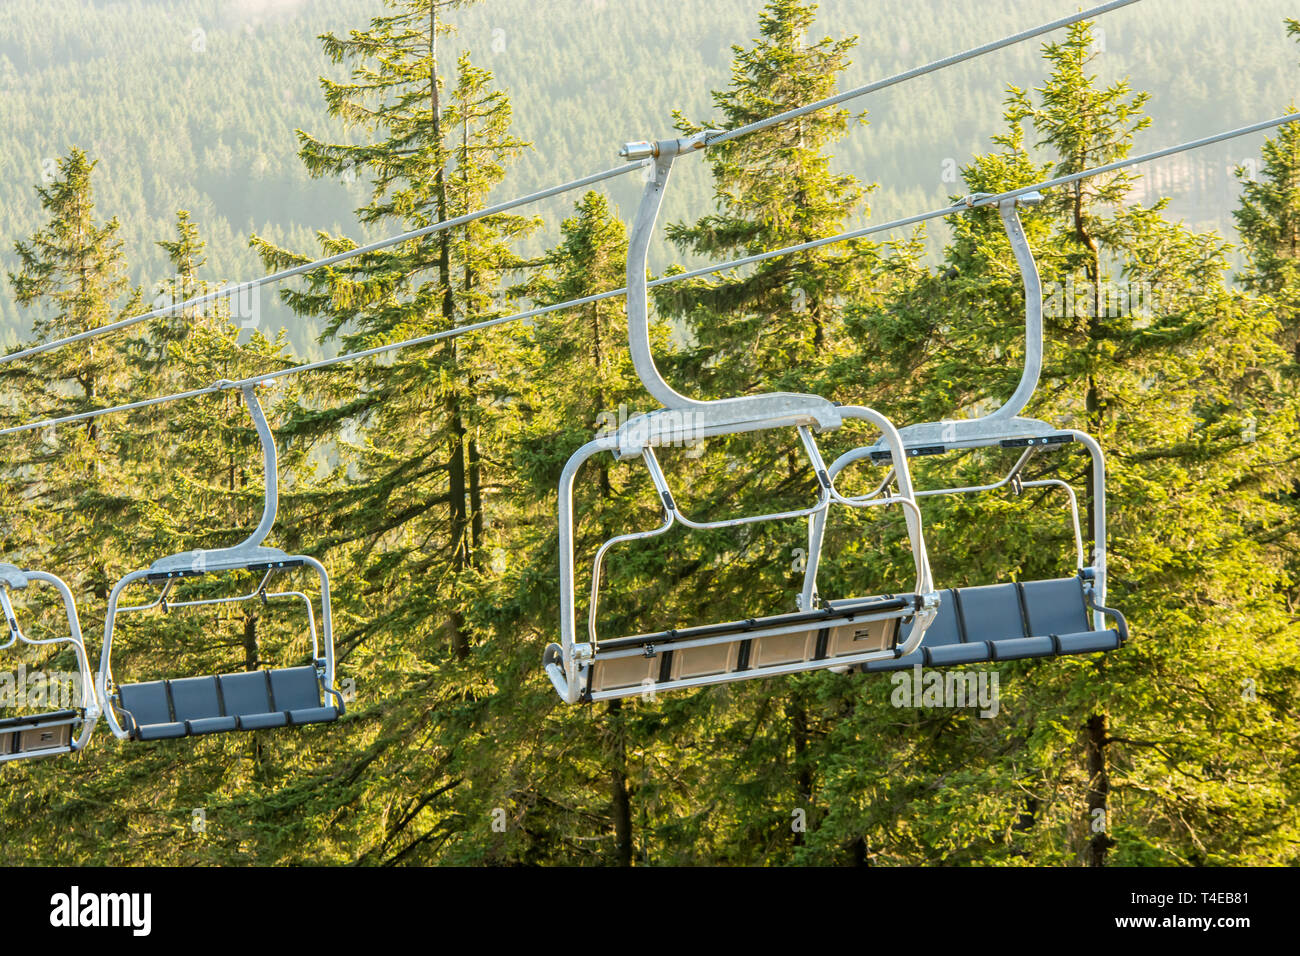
[
  {"xmin": 232, "ymin": 382, "xmax": 278, "ymax": 552},
  {"xmin": 623, "ymin": 134, "xmax": 715, "ymax": 411},
  {"xmin": 986, "ymin": 193, "xmax": 1044, "ymax": 422}
]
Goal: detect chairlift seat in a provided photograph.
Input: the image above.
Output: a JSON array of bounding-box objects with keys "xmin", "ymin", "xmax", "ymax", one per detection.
[
  {"xmin": 548, "ymin": 136, "xmax": 937, "ymax": 705},
  {"xmin": 98, "ymin": 384, "xmax": 342, "ymax": 744},
  {"xmin": 1, "ymin": 709, "xmax": 81, "ymax": 756},
  {"xmin": 573, "ymin": 593, "xmax": 919, "ymax": 700},
  {"xmin": 861, "ymin": 576, "xmax": 1125, "ymax": 673},
  {"xmin": 116, "ymin": 665, "xmax": 338, "ymax": 741}
]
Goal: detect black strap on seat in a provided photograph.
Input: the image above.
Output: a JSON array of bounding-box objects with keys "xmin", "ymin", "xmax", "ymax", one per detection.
[
  {"xmin": 264, "ymin": 669, "xmax": 278, "ymax": 713},
  {"xmin": 1014, "ymin": 582, "xmax": 1035, "ymax": 639},
  {"xmin": 163, "ymin": 680, "xmax": 178, "ymax": 723},
  {"xmin": 813, "ymin": 627, "xmax": 831, "ymax": 661},
  {"xmin": 949, "ymin": 589, "xmax": 971, "ymax": 644}
]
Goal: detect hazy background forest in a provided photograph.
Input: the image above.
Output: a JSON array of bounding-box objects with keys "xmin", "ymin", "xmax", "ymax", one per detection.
[
  {"xmin": 0, "ymin": 0, "xmax": 1294, "ymax": 350},
  {"xmin": 2, "ymin": 0, "xmax": 1299, "ymax": 867}
]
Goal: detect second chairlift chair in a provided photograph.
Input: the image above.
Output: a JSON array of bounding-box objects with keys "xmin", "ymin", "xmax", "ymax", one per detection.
[
  {"xmin": 802, "ymin": 192, "xmax": 1128, "ymax": 673},
  {"xmin": 97, "ymin": 382, "xmax": 344, "ymax": 742},
  {"xmin": 544, "ymin": 133, "xmax": 942, "ymax": 704}
]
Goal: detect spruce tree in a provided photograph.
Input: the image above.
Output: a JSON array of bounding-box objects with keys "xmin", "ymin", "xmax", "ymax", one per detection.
[{"xmin": 249, "ymin": 0, "xmax": 542, "ymax": 864}]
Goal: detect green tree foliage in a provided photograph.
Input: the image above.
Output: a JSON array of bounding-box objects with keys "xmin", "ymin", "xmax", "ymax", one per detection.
[
  {"xmin": 0, "ymin": 4, "xmax": 1297, "ymax": 869},
  {"xmin": 247, "ymin": 0, "xmax": 552, "ymax": 864}
]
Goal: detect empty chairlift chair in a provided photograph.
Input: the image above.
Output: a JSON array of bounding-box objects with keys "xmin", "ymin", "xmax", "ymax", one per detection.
[
  {"xmin": 97, "ymin": 383, "xmax": 344, "ymax": 742},
  {"xmin": 543, "ymin": 133, "xmax": 943, "ymax": 704},
  {"xmin": 0, "ymin": 565, "xmax": 100, "ymax": 763},
  {"xmin": 801, "ymin": 192, "xmax": 1128, "ymax": 673}
]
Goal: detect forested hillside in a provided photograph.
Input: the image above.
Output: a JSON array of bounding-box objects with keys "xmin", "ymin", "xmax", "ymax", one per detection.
[
  {"xmin": 1, "ymin": 0, "xmax": 1298, "ymax": 867},
  {"xmin": 0, "ymin": 0, "xmax": 1295, "ymax": 348}
]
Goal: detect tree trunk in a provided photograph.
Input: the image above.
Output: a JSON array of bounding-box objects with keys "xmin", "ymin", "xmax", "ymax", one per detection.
[
  {"xmin": 468, "ymin": 433, "xmax": 483, "ymax": 567},
  {"xmin": 430, "ymin": 8, "xmax": 468, "ymax": 661},
  {"xmin": 446, "ymin": 387, "xmax": 469, "ymax": 661},
  {"xmin": 608, "ymin": 700, "xmax": 633, "ymax": 866},
  {"xmin": 790, "ymin": 702, "xmax": 813, "ymax": 847},
  {"xmin": 1085, "ymin": 713, "xmax": 1113, "ymax": 866},
  {"xmin": 242, "ymin": 613, "xmax": 260, "ymax": 672}
]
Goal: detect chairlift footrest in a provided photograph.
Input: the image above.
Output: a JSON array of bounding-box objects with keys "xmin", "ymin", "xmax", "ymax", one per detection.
[
  {"xmin": 146, "ymin": 557, "xmax": 306, "ymax": 584},
  {"xmin": 999, "ymin": 434, "xmax": 1074, "ymax": 449},
  {"xmin": 869, "ymin": 445, "xmax": 947, "ymax": 462}
]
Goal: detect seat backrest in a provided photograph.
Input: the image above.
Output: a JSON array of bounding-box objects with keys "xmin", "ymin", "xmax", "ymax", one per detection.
[
  {"xmin": 168, "ymin": 676, "xmax": 222, "ymax": 721},
  {"xmin": 955, "ymin": 584, "xmax": 1027, "ymax": 644},
  {"xmin": 118, "ymin": 681, "xmax": 173, "ymax": 727},
  {"xmin": 1020, "ymin": 578, "xmax": 1089, "ymax": 636},
  {"xmin": 218, "ymin": 671, "xmax": 271, "ymax": 717},
  {"xmin": 268, "ymin": 666, "xmax": 321, "ymax": 710}
]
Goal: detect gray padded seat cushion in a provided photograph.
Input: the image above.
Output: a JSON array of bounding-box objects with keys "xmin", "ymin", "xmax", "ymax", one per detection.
[
  {"xmin": 873, "ymin": 591, "xmax": 964, "ymax": 672},
  {"xmin": 993, "ymin": 635, "xmax": 1057, "ymax": 660},
  {"xmin": 289, "ymin": 706, "xmax": 338, "ymax": 725},
  {"xmin": 1057, "ymin": 630, "xmax": 1120, "ymax": 654},
  {"xmin": 188, "ymin": 715, "xmax": 238, "ymax": 735},
  {"xmin": 136, "ymin": 722, "xmax": 188, "ymax": 741},
  {"xmin": 269, "ymin": 666, "xmax": 321, "ymax": 709},
  {"xmin": 238, "ymin": 711, "xmax": 290, "ymax": 730},
  {"xmin": 219, "ymin": 671, "xmax": 271, "ymax": 718},
  {"xmin": 169, "ymin": 676, "xmax": 221, "ymax": 719},
  {"xmin": 269, "ymin": 667, "xmax": 336, "ymax": 725},
  {"xmin": 927, "ymin": 640, "xmax": 997, "ymax": 666},
  {"xmin": 862, "ymin": 577, "xmax": 1120, "ymax": 673},
  {"xmin": 168, "ymin": 676, "xmax": 236, "ymax": 734},
  {"xmin": 905, "ymin": 598, "xmax": 962, "ymax": 646}
]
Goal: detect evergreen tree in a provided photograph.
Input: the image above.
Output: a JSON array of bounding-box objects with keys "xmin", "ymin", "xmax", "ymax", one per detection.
[
  {"xmin": 250, "ymin": 0, "xmax": 541, "ymax": 863},
  {"xmin": 491, "ymin": 192, "xmax": 658, "ymax": 865},
  {"xmin": 1235, "ymin": 108, "xmax": 1300, "ymax": 362},
  {"xmin": 0, "ymin": 147, "xmax": 141, "ymax": 608},
  {"xmin": 664, "ymin": 0, "xmax": 869, "ymax": 391}
]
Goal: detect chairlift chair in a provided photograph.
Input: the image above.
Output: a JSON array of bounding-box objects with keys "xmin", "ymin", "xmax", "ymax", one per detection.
[
  {"xmin": 801, "ymin": 192, "xmax": 1128, "ymax": 673},
  {"xmin": 0, "ymin": 565, "xmax": 100, "ymax": 763},
  {"xmin": 97, "ymin": 382, "xmax": 344, "ymax": 742},
  {"xmin": 544, "ymin": 133, "xmax": 943, "ymax": 704}
]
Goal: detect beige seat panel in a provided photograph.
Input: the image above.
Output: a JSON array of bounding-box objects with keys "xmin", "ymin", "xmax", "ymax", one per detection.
[
  {"xmin": 826, "ymin": 617, "xmax": 895, "ymax": 658},
  {"xmin": 19, "ymin": 724, "xmax": 71, "ymax": 753},
  {"xmin": 591, "ymin": 654, "xmax": 658, "ymax": 695},
  {"xmin": 748, "ymin": 629, "xmax": 816, "ymax": 668},
  {"xmin": 669, "ymin": 641, "xmax": 740, "ymax": 681}
]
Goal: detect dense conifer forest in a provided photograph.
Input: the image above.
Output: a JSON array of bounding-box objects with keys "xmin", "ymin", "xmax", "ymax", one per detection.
[{"xmin": 1, "ymin": 0, "xmax": 1298, "ymax": 866}]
